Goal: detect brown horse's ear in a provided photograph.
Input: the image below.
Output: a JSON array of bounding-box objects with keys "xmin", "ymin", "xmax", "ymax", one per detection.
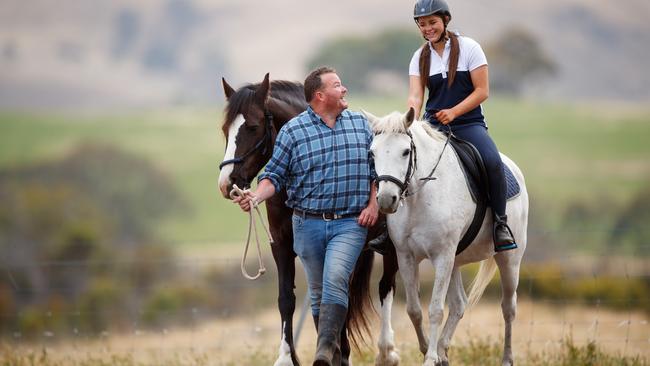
[
  {"xmin": 222, "ymin": 77, "xmax": 235, "ymax": 100},
  {"xmin": 254, "ymin": 73, "xmax": 270, "ymax": 106}
]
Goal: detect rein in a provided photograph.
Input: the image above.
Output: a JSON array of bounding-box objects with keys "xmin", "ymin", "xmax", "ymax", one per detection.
[
  {"xmin": 419, "ymin": 124, "xmax": 453, "ymax": 183},
  {"xmin": 378, "ymin": 124, "xmax": 452, "ymax": 200},
  {"xmin": 229, "ymin": 184, "xmax": 274, "ymax": 280},
  {"xmin": 219, "ymin": 111, "xmax": 274, "ymax": 170}
]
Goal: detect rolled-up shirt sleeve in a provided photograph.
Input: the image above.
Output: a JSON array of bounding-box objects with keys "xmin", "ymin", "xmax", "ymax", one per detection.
[{"xmin": 258, "ymin": 128, "xmax": 293, "ymax": 192}]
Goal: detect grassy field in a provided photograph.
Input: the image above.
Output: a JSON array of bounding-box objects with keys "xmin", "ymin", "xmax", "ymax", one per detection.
[
  {"xmin": 1, "ymin": 300, "xmax": 647, "ymax": 365},
  {"xmin": 1, "ymin": 98, "xmax": 649, "ymax": 248}
]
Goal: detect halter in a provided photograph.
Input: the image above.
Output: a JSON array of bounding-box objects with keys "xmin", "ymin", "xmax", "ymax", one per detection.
[
  {"xmin": 218, "ymin": 110, "xmax": 274, "ymax": 170},
  {"xmin": 376, "ymin": 124, "xmax": 452, "ymax": 200},
  {"xmin": 376, "ymin": 130, "xmax": 418, "ymax": 199}
]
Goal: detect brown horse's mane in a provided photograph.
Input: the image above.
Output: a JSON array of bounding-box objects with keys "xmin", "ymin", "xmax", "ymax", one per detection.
[{"xmin": 223, "ymin": 80, "xmax": 306, "ymax": 135}]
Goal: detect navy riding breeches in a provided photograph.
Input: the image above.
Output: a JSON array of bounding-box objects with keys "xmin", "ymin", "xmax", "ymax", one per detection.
[{"xmin": 451, "ymin": 124, "xmax": 507, "ymax": 217}]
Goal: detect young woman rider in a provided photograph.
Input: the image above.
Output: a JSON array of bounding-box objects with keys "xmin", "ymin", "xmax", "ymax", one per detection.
[{"xmin": 408, "ymin": 0, "xmax": 517, "ymax": 252}]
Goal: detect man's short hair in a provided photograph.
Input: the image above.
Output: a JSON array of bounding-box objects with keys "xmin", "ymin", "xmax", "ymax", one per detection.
[{"xmin": 304, "ymin": 66, "xmax": 336, "ymax": 102}]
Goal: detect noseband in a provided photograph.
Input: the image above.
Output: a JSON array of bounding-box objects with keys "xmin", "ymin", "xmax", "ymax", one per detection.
[
  {"xmin": 219, "ymin": 111, "xmax": 274, "ymax": 170},
  {"xmin": 376, "ymin": 130, "xmax": 418, "ymax": 199}
]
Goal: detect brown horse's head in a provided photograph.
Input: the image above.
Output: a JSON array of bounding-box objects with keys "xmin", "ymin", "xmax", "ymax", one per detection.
[{"xmin": 218, "ymin": 73, "xmax": 306, "ymax": 199}]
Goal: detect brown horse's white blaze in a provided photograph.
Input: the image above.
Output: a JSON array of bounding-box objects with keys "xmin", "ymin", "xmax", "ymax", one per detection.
[{"xmin": 218, "ymin": 114, "xmax": 246, "ymax": 198}]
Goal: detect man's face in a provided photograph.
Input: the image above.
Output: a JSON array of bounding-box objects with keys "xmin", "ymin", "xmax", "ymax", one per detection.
[{"xmin": 318, "ymin": 72, "xmax": 348, "ymax": 112}]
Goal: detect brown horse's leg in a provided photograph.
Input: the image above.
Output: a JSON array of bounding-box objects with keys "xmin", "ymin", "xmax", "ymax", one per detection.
[{"xmin": 271, "ymin": 239, "xmax": 299, "ymax": 365}]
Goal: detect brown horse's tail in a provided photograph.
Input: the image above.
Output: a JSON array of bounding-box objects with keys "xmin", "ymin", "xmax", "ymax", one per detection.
[{"xmin": 346, "ymin": 248, "xmax": 375, "ymax": 350}]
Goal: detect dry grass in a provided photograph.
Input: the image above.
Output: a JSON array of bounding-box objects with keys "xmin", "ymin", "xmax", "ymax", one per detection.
[{"xmin": 2, "ymin": 300, "xmax": 647, "ymax": 365}]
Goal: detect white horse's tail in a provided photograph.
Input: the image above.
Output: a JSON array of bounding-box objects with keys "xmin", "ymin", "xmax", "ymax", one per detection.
[{"xmin": 467, "ymin": 257, "xmax": 498, "ymax": 308}]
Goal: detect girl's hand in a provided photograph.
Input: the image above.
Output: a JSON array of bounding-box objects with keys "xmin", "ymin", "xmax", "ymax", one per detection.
[{"xmin": 435, "ymin": 109, "xmax": 456, "ymax": 125}]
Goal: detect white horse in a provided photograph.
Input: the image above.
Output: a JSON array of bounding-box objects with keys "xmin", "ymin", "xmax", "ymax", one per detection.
[{"xmin": 364, "ymin": 108, "xmax": 528, "ymax": 366}]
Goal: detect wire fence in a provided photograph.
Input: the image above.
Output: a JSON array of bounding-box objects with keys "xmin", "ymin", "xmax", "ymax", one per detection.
[{"xmin": 1, "ymin": 239, "xmax": 648, "ymax": 363}]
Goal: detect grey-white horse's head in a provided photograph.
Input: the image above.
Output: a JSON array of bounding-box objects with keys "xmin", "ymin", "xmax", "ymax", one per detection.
[{"xmin": 363, "ymin": 108, "xmax": 416, "ymax": 214}]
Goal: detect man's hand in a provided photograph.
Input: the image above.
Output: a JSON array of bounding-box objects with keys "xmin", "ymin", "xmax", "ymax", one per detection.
[
  {"xmin": 231, "ymin": 179, "xmax": 275, "ymax": 213},
  {"xmin": 358, "ymin": 200, "xmax": 379, "ymax": 227},
  {"xmin": 232, "ymin": 190, "xmax": 257, "ymax": 212}
]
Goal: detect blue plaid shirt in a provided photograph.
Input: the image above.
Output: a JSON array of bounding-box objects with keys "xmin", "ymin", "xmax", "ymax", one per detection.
[{"xmin": 259, "ymin": 106, "xmax": 375, "ymax": 215}]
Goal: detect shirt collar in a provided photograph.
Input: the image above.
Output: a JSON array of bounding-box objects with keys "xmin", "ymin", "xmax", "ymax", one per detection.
[{"xmin": 307, "ymin": 106, "xmax": 344, "ymax": 127}]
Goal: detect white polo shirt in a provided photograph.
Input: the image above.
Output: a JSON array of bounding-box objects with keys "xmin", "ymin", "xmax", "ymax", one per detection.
[{"xmin": 409, "ymin": 35, "xmax": 488, "ymax": 127}]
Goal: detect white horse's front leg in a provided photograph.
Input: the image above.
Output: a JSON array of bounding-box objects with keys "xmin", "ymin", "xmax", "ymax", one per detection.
[
  {"xmin": 396, "ymin": 252, "xmax": 428, "ymax": 355},
  {"xmin": 273, "ymin": 321, "xmax": 294, "ymax": 366},
  {"xmin": 423, "ymin": 256, "xmax": 454, "ymax": 366},
  {"xmin": 376, "ymin": 288, "xmax": 400, "ymax": 366},
  {"xmin": 437, "ymin": 267, "xmax": 467, "ymax": 365}
]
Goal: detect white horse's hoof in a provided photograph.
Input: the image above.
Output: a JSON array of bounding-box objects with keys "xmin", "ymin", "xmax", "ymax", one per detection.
[
  {"xmin": 423, "ymin": 356, "xmax": 442, "ymax": 366},
  {"xmin": 375, "ymin": 350, "xmax": 400, "ymax": 366},
  {"xmin": 273, "ymin": 356, "xmax": 294, "ymax": 366}
]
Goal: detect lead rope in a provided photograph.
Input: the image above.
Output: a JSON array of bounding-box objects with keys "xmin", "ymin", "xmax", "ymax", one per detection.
[{"xmin": 229, "ymin": 184, "xmax": 274, "ymax": 280}]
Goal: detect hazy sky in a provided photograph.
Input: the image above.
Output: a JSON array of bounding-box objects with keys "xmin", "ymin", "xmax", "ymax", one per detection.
[{"xmin": 1, "ymin": 0, "xmax": 649, "ymax": 108}]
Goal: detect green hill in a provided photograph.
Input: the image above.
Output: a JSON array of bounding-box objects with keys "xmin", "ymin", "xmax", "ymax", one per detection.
[{"xmin": 1, "ymin": 99, "xmax": 648, "ymax": 252}]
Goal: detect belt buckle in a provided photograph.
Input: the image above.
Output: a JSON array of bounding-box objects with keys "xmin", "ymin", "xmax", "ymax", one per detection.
[{"xmin": 322, "ymin": 212, "xmax": 336, "ymax": 221}]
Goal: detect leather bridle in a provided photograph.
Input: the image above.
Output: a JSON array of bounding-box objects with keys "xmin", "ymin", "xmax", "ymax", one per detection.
[
  {"xmin": 375, "ymin": 125, "xmax": 452, "ymax": 200},
  {"xmin": 375, "ymin": 130, "xmax": 418, "ymax": 199},
  {"xmin": 219, "ymin": 110, "xmax": 274, "ymax": 171}
]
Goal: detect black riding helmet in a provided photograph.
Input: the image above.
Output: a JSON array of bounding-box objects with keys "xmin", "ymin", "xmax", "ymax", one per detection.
[
  {"xmin": 413, "ymin": 0, "xmax": 452, "ymax": 43},
  {"xmin": 413, "ymin": 0, "xmax": 451, "ymax": 20}
]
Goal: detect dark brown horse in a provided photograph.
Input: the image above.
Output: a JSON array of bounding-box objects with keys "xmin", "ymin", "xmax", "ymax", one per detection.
[{"xmin": 217, "ymin": 73, "xmax": 399, "ymax": 365}]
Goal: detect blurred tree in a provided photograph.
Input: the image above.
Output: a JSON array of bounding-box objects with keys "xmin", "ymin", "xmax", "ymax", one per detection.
[
  {"xmin": 141, "ymin": 0, "xmax": 201, "ymax": 72},
  {"xmin": 610, "ymin": 185, "xmax": 650, "ymax": 256},
  {"xmin": 307, "ymin": 26, "xmax": 556, "ymax": 96},
  {"xmin": 483, "ymin": 26, "xmax": 557, "ymax": 95},
  {"xmin": 111, "ymin": 8, "xmax": 141, "ymax": 60},
  {"xmin": 0, "ymin": 143, "xmax": 186, "ymax": 327},
  {"xmin": 3, "ymin": 143, "xmax": 188, "ymax": 245},
  {"xmin": 306, "ymin": 28, "xmax": 422, "ymax": 93}
]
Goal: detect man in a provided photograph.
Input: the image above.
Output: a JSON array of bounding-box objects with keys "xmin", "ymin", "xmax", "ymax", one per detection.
[{"xmin": 233, "ymin": 66, "xmax": 378, "ymax": 366}]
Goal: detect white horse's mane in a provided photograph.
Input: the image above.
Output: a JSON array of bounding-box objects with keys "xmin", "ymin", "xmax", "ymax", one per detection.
[{"xmin": 372, "ymin": 111, "xmax": 447, "ymax": 143}]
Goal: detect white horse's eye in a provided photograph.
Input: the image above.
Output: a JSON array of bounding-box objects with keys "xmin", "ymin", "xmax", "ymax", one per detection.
[{"xmin": 402, "ymin": 149, "xmax": 410, "ymax": 157}]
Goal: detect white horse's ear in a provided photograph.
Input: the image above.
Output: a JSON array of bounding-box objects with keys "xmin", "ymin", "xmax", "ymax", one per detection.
[
  {"xmin": 404, "ymin": 107, "xmax": 415, "ymax": 129},
  {"xmin": 361, "ymin": 109, "xmax": 380, "ymax": 130}
]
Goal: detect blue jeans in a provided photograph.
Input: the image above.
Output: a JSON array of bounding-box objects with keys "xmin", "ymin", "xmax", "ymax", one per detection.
[{"xmin": 292, "ymin": 214, "xmax": 367, "ymax": 316}]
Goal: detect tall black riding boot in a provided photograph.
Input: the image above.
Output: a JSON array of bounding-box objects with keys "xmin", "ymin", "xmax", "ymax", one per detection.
[
  {"xmin": 313, "ymin": 303, "xmax": 347, "ymax": 366},
  {"xmin": 493, "ymin": 214, "xmax": 517, "ymax": 252}
]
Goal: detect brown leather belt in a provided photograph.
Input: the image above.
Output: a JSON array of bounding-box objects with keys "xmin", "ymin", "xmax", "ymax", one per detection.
[{"xmin": 293, "ymin": 208, "xmax": 358, "ymax": 221}]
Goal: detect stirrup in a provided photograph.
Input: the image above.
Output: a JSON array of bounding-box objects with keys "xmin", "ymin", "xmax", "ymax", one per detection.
[{"xmin": 493, "ymin": 216, "xmax": 517, "ymax": 252}]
